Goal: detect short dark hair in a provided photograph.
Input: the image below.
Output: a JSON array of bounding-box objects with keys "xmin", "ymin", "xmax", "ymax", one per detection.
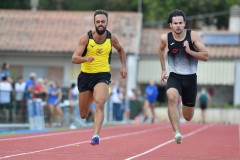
[
  {"xmin": 167, "ymin": 9, "xmax": 186, "ymax": 24},
  {"xmin": 94, "ymin": 9, "xmax": 108, "ymax": 21},
  {"xmin": 71, "ymin": 83, "xmax": 76, "ymax": 89},
  {"xmin": 2, "ymin": 62, "xmax": 7, "ymax": 69}
]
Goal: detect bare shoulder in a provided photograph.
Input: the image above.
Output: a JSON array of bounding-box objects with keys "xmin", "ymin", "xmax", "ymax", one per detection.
[
  {"xmin": 190, "ymin": 30, "xmax": 202, "ymax": 42},
  {"xmin": 111, "ymin": 34, "xmax": 118, "ymax": 44},
  {"xmin": 78, "ymin": 33, "xmax": 89, "ymax": 46},
  {"xmin": 110, "ymin": 33, "xmax": 123, "ymax": 51},
  {"xmin": 111, "ymin": 34, "xmax": 122, "ymax": 47},
  {"xmin": 159, "ymin": 33, "xmax": 168, "ymax": 50},
  {"xmin": 160, "ymin": 33, "xmax": 168, "ymax": 42},
  {"xmin": 191, "ymin": 30, "xmax": 207, "ymax": 51}
]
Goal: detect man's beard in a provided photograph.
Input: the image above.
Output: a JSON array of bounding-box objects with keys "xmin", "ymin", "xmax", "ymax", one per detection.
[
  {"xmin": 96, "ymin": 26, "xmax": 106, "ymax": 35},
  {"xmin": 174, "ymin": 28, "xmax": 184, "ymax": 35}
]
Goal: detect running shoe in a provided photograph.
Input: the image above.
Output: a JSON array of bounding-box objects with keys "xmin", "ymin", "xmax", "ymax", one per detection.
[
  {"xmin": 174, "ymin": 131, "xmax": 182, "ymax": 144},
  {"xmin": 90, "ymin": 135, "xmax": 100, "ymax": 146}
]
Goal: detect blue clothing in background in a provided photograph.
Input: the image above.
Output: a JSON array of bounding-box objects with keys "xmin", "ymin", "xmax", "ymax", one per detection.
[
  {"xmin": 48, "ymin": 87, "xmax": 61, "ymax": 105},
  {"xmin": 145, "ymin": 85, "xmax": 159, "ymax": 103},
  {"xmin": 25, "ymin": 79, "xmax": 35, "ymax": 99},
  {"xmin": 90, "ymin": 103, "xmax": 96, "ymax": 110},
  {"xmin": 0, "ymin": 69, "xmax": 10, "ymax": 80}
]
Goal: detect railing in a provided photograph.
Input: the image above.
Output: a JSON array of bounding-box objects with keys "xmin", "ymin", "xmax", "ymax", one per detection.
[
  {"xmin": 0, "ymin": 91, "xmax": 144, "ymax": 130},
  {"xmin": 0, "ymin": 90, "xmax": 28, "ymax": 124}
]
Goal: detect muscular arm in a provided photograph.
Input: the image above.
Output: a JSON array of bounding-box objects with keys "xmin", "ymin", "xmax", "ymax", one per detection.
[
  {"xmin": 159, "ymin": 34, "xmax": 168, "ymax": 83},
  {"xmin": 112, "ymin": 34, "xmax": 127, "ymax": 79},
  {"xmin": 72, "ymin": 34, "xmax": 94, "ymax": 64},
  {"xmin": 184, "ymin": 31, "xmax": 209, "ymax": 61},
  {"xmin": 159, "ymin": 34, "xmax": 167, "ymax": 72}
]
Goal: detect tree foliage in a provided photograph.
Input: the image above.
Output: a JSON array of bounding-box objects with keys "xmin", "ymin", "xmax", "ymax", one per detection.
[{"xmin": 0, "ymin": 0, "xmax": 239, "ymax": 29}]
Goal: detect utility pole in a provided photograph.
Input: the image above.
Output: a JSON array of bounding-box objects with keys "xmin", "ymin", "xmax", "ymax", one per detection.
[{"xmin": 138, "ymin": 0, "xmax": 142, "ymax": 13}]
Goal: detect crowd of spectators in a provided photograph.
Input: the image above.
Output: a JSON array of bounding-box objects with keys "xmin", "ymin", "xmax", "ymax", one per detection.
[
  {"xmin": 0, "ymin": 62, "xmax": 68, "ymax": 127},
  {"xmin": 0, "ymin": 62, "xmax": 153, "ymax": 129}
]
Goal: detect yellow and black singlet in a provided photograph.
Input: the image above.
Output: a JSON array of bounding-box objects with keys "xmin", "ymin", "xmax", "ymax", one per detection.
[{"xmin": 81, "ymin": 30, "xmax": 112, "ymax": 73}]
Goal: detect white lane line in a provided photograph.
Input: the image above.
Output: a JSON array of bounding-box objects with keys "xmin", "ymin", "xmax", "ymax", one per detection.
[
  {"xmin": 0, "ymin": 125, "xmax": 170, "ymax": 159},
  {"xmin": 124, "ymin": 124, "xmax": 214, "ymax": 160},
  {"xmin": 0, "ymin": 129, "xmax": 92, "ymax": 142},
  {"xmin": 0, "ymin": 123, "xmax": 145, "ymax": 142}
]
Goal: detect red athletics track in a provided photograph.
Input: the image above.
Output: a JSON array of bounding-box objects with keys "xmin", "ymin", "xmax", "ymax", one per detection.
[{"xmin": 0, "ymin": 122, "xmax": 239, "ymax": 160}]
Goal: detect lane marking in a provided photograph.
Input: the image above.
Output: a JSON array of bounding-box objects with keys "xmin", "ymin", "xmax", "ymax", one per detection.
[
  {"xmin": 0, "ymin": 129, "xmax": 95, "ymax": 142},
  {"xmin": 124, "ymin": 124, "xmax": 214, "ymax": 160},
  {"xmin": 0, "ymin": 125, "xmax": 170, "ymax": 159},
  {"xmin": 0, "ymin": 123, "xmax": 148, "ymax": 142}
]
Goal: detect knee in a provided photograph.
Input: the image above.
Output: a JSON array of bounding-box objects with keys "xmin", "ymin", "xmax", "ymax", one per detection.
[
  {"xmin": 183, "ymin": 116, "xmax": 192, "ymax": 121},
  {"xmin": 79, "ymin": 107, "xmax": 89, "ymax": 119},
  {"xmin": 80, "ymin": 112, "xmax": 88, "ymax": 119},
  {"xmin": 94, "ymin": 98, "xmax": 106, "ymax": 108},
  {"xmin": 183, "ymin": 112, "xmax": 194, "ymax": 121},
  {"xmin": 167, "ymin": 94, "xmax": 178, "ymax": 105}
]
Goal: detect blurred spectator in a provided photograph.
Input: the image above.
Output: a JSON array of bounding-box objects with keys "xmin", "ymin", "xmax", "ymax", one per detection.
[
  {"xmin": 33, "ymin": 78, "xmax": 48, "ymax": 125},
  {"xmin": 14, "ymin": 76, "xmax": 26, "ymax": 122},
  {"xmin": 25, "ymin": 72, "xmax": 37, "ymax": 100},
  {"xmin": 120, "ymin": 85, "xmax": 127, "ymax": 121},
  {"xmin": 197, "ymin": 87, "xmax": 211, "ymax": 124},
  {"xmin": 68, "ymin": 82, "xmax": 78, "ymax": 128},
  {"xmin": 126, "ymin": 88, "xmax": 136, "ymax": 119},
  {"xmin": 127, "ymin": 88, "xmax": 136, "ymax": 101},
  {"xmin": 41, "ymin": 77, "xmax": 50, "ymax": 121},
  {"xmin": 25, "ymin": 72, "xmax": 37, "ymax": 125},
  {"xmin": 33, "ymin": 78, "xmax": 48, "ymax": 100},
  {"xmin": 0, "ymin": 76, "xmax": 13, "ymax": 123},
  {"xmin": 111, "ymin": 81, "xmax": 123, "ymax": 121},
  {"xmin": 87, "ymin": 102, "xmax": 96, "ymax": 122},
  {"xmin": 0, "ymin": 62, "xmax": 13, "ymax": 83},
  {"xmin": 136, "ymin": 88, "xmax": 144, "ymax": 104},
  {"xmin": 127, "ymin": 88, "xmax": 140, "ymax": 120},
  {"xmin": 142, "ymin": 81, "xmax": 159, "ymax": 123},
  {"xmin": 68, "ymin": 83, "xmax": 78, "ymax": 111},
  {"xmin": 47, "ymin": 81, "xmax": 63, "ymax": 127}
]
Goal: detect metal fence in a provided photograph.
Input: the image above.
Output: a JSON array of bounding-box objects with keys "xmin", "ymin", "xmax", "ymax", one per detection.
[{"xmin": 0, "ymin": 90, "xmax": 144, "ymax": 130}]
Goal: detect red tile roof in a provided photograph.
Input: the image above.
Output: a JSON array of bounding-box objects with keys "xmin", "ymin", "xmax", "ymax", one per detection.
[
  {"xmin": 140, "ymin": 29, "xmax": 240, "ymax": 58},
  {"xmin": 0, "ymin": 9, "xmax": 141, "ymax": 53},
  {"xmin": 0, "ymin": 10, "xmax": 239, "ymax": 58}
]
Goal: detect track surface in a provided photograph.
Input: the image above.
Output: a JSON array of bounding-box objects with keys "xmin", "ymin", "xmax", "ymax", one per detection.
[{"xmin": 0, "ymin": 122, "xmax": 239, "ymax": 160}]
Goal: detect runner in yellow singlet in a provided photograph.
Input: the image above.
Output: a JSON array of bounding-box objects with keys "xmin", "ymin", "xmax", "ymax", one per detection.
[{"xmin": 72, "ymin": 9, "xmax": 127, "ymax": 146}]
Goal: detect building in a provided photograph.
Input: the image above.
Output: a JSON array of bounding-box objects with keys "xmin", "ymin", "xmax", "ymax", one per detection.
[
  {"xmin": 0, "ymin": 9, "xmax": 239, "ymax": 106},
  {"xmin": 138, "ymin": 29, "xmax": 240, "ymax": 105},
  {"xmin": 0, "ymin": 9, "xmax": 142, "ymax": 89}
]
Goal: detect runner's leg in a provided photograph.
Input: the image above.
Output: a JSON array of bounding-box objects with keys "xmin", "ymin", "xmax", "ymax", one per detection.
[
  {"xmin": 79, "ymin": 91, "xmax": 93, "ymax": 119},
  {"xmin": 182, "ymin": 106, "xmax": 194, "ymax": 121},
  {"xmin": 92, "ymin": 82, "xmax": 109, "ymax": 135},
  {"xmin": 166, "ymin": 88, "xmax": 180, "ymax": 132}
]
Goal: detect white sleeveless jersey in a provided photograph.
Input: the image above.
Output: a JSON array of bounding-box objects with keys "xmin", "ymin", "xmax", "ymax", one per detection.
[{"xmin": 167, "ymin": 30, "xmax": 198, "ymax": 75}]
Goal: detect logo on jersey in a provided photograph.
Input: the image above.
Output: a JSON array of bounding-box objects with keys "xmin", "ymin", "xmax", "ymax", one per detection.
[
  {"xmin": 171, "ymin": 48, "xmax": 178, "ymax": 54},
  {"xmin": 105, "ymin": 80, "xmax": 110, "ymax": 84},
  {"xmin": 96, "ymin": 48, "xmax": 103, "ymax": 55}
]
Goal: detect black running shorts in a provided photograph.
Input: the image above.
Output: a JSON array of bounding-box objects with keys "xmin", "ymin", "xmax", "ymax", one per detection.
[
  {"xmin": 77, "ymin": 72, "xmax": 111, "ymax": 92},
  {"xmin": 166, "ymin": 72, "xmax": 197, "ymax": 107}
]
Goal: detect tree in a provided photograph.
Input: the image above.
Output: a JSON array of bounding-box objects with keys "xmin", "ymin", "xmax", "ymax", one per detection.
[{"xmin": 0, "ymin": 0, "xmax": 239, "ymax": 29}]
